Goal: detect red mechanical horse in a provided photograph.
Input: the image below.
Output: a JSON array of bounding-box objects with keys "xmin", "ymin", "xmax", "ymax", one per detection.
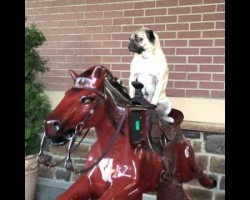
[{"xmin": 37, "ymin": 65, "xmax": 216, "ymax": 200}]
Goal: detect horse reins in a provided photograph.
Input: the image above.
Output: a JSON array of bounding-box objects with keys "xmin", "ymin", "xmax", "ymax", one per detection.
[{"xmin": 37, "ymin": 86, "xmax": 127, "ymax": 174}]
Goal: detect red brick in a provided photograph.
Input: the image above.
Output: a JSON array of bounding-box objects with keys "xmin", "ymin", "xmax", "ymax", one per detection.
[
  {"xmin": 167, "ymin": 23, "xmax": 189, "ymax": 31},
  {"xmin": 166, "ymin": 81, "xmax": 174, "ymax": 88},
  {"xmin": 158, "ymin": 32, "xmax": 176, "ymax": 39},
  {"xmin": 37, "ymin": 21, "xmax": 59, "ymax": 28},
  {"xmin": 204, "ymin": 0, "xmax": 225, "ymax": 4},
  {"xmin": 188, "ymin": 73, "xmax": 211, "ymax": 81},
  {"xmin": 111, "ymin": 64, "xmax": 130, "ymax": 71},
  {"xmin": 65, "ymin": 56, "xmax": 84, "ymax": 63},
  {"xmin": 121, "ymin": 71, "xmax": 130, "ymax": 78},
  {"xmin": 167, "ymin": 56, "xmax": 187, "ymax": 63},
  {"xmin": 215, "ymin": 39, "xmax": 225, "ymax": 46},
  {"xmin": 145, "ymin": 9, "xmax": 167, "ymax": 16},
  {"xmin": 155, "ymin": 16, "xmax": 177, "ymax": 23},
  {"xmin": 211, "ymin": 91, "xmax": 225, "ymax": 98},
  {"xmin": 56, "ymin": 49, "xmax": 74, "ymax": 55},
  {"xmin": 178, "ymin": 31, "xmax": 201, "ymax": 38},
  {"xmin": 50, "ymin": 42, "xmax": 66, "ymax": 48},
  {"xmin": 111, "ymin": 49, "xmax": 130, "ymax": 55},
  {"xmin": 34, "ymin": 14, "xmax": 51, "ymax": 21},
  {"xmin": 93, "ymin": 34, "xmax": 112, "ymax": 41},
  {"xmin": 92, "ymin": 49, "xmax": 111, "ymax": 55},
  {"xmin": 190, "ymin": 22, "xmax": 214, "ymax": 30},
  {"xmin": 189, "ymin": 39, "xmax": 213, "ymax": 46},
  {"xmin": 176, "ymin": 48, "xmax": 199, "ymax": 55},
  {"xmin": 46, "ymin": 70, "xmax": 66, "ymax": 77},
  {"xmin": 162, "ymin": 48, "xmax": 175, "ymax": 55},
  {"xmin": 178, "ymin": 14, "xmax": 202, "ymax": 22},
  {"xmin": 49, "ymin": 84, "xmax": 66, "ymax": 91},
  {"xmin": 213, "ymin": 56, "xmax": 225, "ymax": 64},
  {"xmin": 82, "ymin": 41, "xmax": 102, "ymax": 48},
  {"xmin": 175, "ymin": 65, "xmax": 198, "ymax": 72},
  {"xmin": 200, "ymin": 65, "xmax": 224, "ymax": 72},
  {"xmin": 144, "ymin": 25, "xmax": 166, "ymax": 32},
  {"xmin": 51, "ymin": 13, "xmax": 84, "ymax": 20},
  {"xmin": 165, "ymin": 40, "xmax": 187, "ymax": 47},
  {"xmin": 83, "ymin": 26, "xmax": 102, "ymax": 33},
  {"xmin": 48, "ymin": 56, "xmax": 66, "ymax": 62},
  {"xmin": 135, "ymin": 1, "xmax": 155, "ymax": 9},
  {"xmin": 179, "ymin": 0, "xmax": 202, "ymax": 6},
  {"xmin": 175, "ymin": 81, "xmax": 197, "ymax": 89},
  {"xmin": 58, "ymin": 21, "xmax": 76, "ymax": 27},
  {"xmin": 85, "ymin": 0, "xmax": 104, "ymax": 3},
  {"xmin": 168, "ymin": 7, "xmax": 191, "ymax": 15},
  {"xmin": 122, "ymin": 25, "xmax": 142, "ymax": 33},
  {"xmin": 122, "ymin": 56, "xmax": 133, "ymax": 63},
  {"xmin": 203, "ymin": 30, "xmax": 225, "ymax": 38},
  {"xmin": 124, "ymin": 10, "xmax": 144, "ymax": 17},
  {"xmin": 186, "ymin": 90, "xmax": 209, "ymax": 98},
  {"xmin": 114, "ymin": 18, "xmax": 133, "ymax": 25},
  {"xmin": 77, "ymin": 19, "xmax": 112, "ymax": 26},
  {"xmin": 166, "ymin": 89, "xmax": 185, "ymax": 97},
  {"xmin": 40, "ymin": 48, "xmax": 57, "ymax": 55},
  {"xmin": 134, "ymin": 17, "xmax": 154, "ymax": 24},
  {"xmin": 112, "ymin": 33, "xmax": 130, "ymax": 40},
  {"xmin": 203, "ymin": 13, "xmax": 225, "ymax": 21},
  {"xmin": 51, "ymin": 0, "xmax": 68, "ymax": 6},
  {"xmin": 103, "ymin": 26, "xmax": 122, "ymax": 33},
  {"xmin": 50, "ymin": 27, "xmax": 83, "ymax": 35},
  {"xmin": 217, "ymin": 4, "xmax": 225, "ymax": 12},
  {"xmin": 200, "ymin": 48, "xmax": 225, "ymax": 55},
  {"xmin": 85, "ymin": 12, "xmax": 104, "ymax": 19},
  {"xmin": 200, "ymin": 82, "xmax": 224, "ymax": 89},
  {"xmin": 156, "ymin": 0, "xmax": 177, "ymax": 7},
  {"xmin": 104, "ymin": 11, "xmax": 123, "ymax": 18},
  {"xmin": 102, "ymin": 41, "xmax": 121, "ymax": 48},
  {"xmin": 216, "ymin": 21, "xmax": 225, "ymax": 29},
  {"xmin": 59, "ymin": 6, "xmax": 77, "ymax": 13},
  {"xmin": 213, "ymin": 74, "xmax": 225, "ymax": 81},
  {"xmin": 169, "ymin": 73, "xmax": 186, "ymax": 80},
  {"xmin": 84, "ymin": 56, "xmax": 102, "ymax": 63},
  {"xmin": 188, "ymin": 56, "xmax": 212, "ymax": 63},
  {"xmin": 74, "ymin": 49, "xmax": 92, "ymax": 55},
  {"xmin": 102, "ymin": 56, "xmax": 121, "ymax": 63},
  {"xmin": 191, "ymin": 5, "xmax": 216, "ymax": 13}
]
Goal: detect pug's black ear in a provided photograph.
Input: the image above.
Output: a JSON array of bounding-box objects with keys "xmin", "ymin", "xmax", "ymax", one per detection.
[{"xmin": 145, "ymin": 29, "xmax": 155, "ymax": 44}]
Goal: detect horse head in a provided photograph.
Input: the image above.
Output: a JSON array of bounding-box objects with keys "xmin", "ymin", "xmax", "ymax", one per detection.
[{"xmin": 44, "ymin": 65, "xmax": 108, "ymax": 145}]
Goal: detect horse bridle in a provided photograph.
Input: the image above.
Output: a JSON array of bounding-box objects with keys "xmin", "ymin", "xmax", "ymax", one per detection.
[{"xmin": 37, "ymin": 86, "xmax": 127, "ymax": 174}]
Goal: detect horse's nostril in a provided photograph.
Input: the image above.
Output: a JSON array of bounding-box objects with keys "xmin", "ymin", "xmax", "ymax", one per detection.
[
  {"xmin": 45, "ymin": 120, "xmax": 61, "ymax": 138},
  {"xmin": 53, "ymin": 121, "xmax": 61, "ymax": 131}
]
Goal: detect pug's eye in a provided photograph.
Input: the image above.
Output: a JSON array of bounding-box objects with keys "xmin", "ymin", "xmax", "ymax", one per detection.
[
  {"xmin": 80, "ymin": 96, "xmax": 94, "ymax": 104},
  {"xmin": 135, "ymin": 37, "xmax": 142, "ymax": 42}
]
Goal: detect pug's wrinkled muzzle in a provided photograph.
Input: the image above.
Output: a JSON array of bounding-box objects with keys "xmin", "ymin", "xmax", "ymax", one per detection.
[{"xmin": 128, "ymin": 39, "xmax": 144, "ymax": 54}]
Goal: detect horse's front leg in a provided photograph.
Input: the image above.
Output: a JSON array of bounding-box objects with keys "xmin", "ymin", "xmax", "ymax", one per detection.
[
  {"xmin": 98, "ymin": 180, "xmax": 147, "ymax": 200},
  {"xmin": 56, "ymin": 174, "xmax": 93, "ymax": 200}
]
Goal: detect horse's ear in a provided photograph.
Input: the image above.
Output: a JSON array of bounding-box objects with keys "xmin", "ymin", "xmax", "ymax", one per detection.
[
  {"xmin": 92, "ymin": 66, "xmax": 104, "ymax": 79},
  {"xmin": 69, "ymin": 70, "xmax": 78, "ymax": 82}
]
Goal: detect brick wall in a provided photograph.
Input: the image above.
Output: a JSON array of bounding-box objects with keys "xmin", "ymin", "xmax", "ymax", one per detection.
[
  {"xmin": 25, "ymin": 0, "xmax": 225, "ymax": 99},
  {"xmin": 39, "ymin": 129, "xmax": 225, "ymax": 199}
]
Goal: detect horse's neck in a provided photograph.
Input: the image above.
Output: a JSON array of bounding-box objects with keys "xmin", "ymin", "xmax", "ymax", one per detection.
[{"xmin": 94, "ymin": 113, "xmax": 130, "ymax": 152}]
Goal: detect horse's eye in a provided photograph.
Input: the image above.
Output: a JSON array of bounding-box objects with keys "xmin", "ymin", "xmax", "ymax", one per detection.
[{"xmin": 80, "ymin": 96, "xmax": 94, "ymax": 104}]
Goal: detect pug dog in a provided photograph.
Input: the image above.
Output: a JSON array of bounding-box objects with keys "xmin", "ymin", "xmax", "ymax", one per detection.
[{"xmin": 128, "ymin": 28, "xmax": 174, "ymax": 123}]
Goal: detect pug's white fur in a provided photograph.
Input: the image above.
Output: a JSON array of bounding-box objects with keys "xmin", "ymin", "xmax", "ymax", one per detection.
[{"xmin": 129, "ymin": 28, "xmax": 173, "ymax": 123}]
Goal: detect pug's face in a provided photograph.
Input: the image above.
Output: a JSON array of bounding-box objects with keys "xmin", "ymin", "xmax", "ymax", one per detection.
[{"xmin": 128, "ymin": 28, "xmax": 156, "ymax": 54}]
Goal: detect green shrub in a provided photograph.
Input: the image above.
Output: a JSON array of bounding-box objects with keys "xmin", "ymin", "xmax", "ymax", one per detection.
[{"xmin": 25, "ymin": 23, "xmax": 51, "ymax": 156}]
